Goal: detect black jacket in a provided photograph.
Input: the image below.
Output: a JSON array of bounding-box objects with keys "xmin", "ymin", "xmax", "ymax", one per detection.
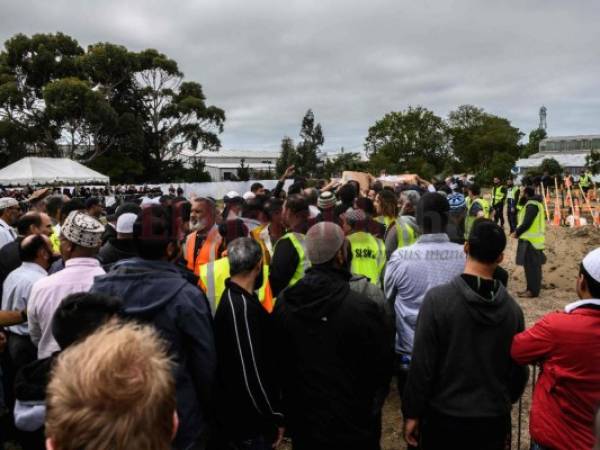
[
  {"xmin": 402, "ymin": 275, "xmax": 527, "ymax": 420},
  {"xmin": 272, "ymin": 266, "xmax": 392, "ymax": 449},
  {"xmin": 98, "ymin": 238, "xmax": 138, "ymax": 267},
  {"xmin": 214, "ymin": 280, "xmax": 282, "ymax": 441},
  {"xmin": 0, "ymin": 238, "xmax": 22, "ymax": 296},
  {"xmin": 91, "ymin": 258, "xmax": 217, "ymax": 450}
]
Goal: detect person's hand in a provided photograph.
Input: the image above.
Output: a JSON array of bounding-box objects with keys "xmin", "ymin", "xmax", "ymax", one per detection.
[
  {"xmin": 404, "ymin": 418, "xmax": 420, "ymax": 447},
  {"xmin": 282, "ymin": 165, "xmax": 295, "ymax": 179},
  {"xmin": 272, "ymin": 427, "xmax": 285, "ymax": 448},
  {"xmin": 510, "ymin": 232, "xmax": 517, "ymax": 239}
]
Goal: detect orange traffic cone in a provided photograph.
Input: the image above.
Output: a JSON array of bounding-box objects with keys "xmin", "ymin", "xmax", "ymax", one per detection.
[
  {"xmin": 545, "ymin": 188, "xmax": 551, "ymax": 206},
  {"xmin": 552, "ymin": 203, "xmax": 561, "ymax": 226}
]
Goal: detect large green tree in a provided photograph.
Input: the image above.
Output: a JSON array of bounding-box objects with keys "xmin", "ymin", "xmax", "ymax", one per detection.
[
  {"xmin": 521, "ymin": 128, "xmax": 547, "ymax": 158},
  {"xmin": 447, "ymin": 104, "xmax": 522, "ymax": 182},
  {"xmin": 365, "ymin": 106, "xmax": 449, "ymax": 178},
  {"xmin": 0, "ymin": 33, "xmax": 223, "ymax": 183}
]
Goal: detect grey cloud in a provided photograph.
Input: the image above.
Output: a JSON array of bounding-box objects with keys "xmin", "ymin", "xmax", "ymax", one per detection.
[{"xmin": 1, "ymin": 0, "xmax": 599, "ymax": 151}]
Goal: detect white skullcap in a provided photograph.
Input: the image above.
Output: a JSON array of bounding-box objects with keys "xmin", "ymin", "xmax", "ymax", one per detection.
[
  {"xmin": 0, "ymin": 197, "xmax": 19, "ymax": 210},
  {"xmin": 243, "ymin": 191, "xmax": 256, "ymax": 200},
  {"xmin": 116, "ymin": 213, "xmax": 137, "ymax": 234},
  {"xmin": 582, "ymin": 248, "xmax": 600, "ymax": 283}
]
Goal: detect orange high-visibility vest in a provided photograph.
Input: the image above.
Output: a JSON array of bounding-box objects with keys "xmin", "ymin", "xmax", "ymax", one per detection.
[{"xmin": 185, "ymin": 226, "xmax": 222, "ymax": 275}]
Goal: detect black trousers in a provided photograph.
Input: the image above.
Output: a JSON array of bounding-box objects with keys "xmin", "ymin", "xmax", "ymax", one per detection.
[
  {"xmin": 420, "ymin": 412, "xmax": 510, "ymax": 450},
  {"xmin": 493, "ymin": 203, "xmax": 505, "ymax": 227},
  {"xmin": 8, "ymin": 332, "xmax": 37, "ymax": 371},
  {"xmin": 507, "ymin": 200, "xmax": 517, "ymax": 233}
]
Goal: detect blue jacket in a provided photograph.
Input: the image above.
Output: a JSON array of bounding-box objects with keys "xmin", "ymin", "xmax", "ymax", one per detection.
[{"xmin": 91, "ymin": 258, "xmax": 216, "ymax": 450}]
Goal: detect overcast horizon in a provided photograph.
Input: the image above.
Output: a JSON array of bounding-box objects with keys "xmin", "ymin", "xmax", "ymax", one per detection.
[{"xmin": 2, "ymin": 0, "xmax": 599, "ymax": 153}]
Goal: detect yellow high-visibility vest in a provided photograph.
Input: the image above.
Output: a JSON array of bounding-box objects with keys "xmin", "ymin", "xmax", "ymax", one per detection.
[
  {"xmin": 395, "ymin": 220, "xmax": 417, "ymax": 249},
  {"xmin": 273, "ymin": 232, "xmax": 310, "ymax": 288},
  {"xmin": 517, "ymin": 200, "xmax": 545, "ymax": 250},
  {"xmin": 492, "ymin": 186, "xmax": 506, "ymax": 204},
  {"xmin": 347, "ymin": 231, "xmax": 386, "ymax": 286},
  {"xmin": 465, "ymin": 198, "xmax": 490, "ymax": 239},
  {"xmin": 199, "ymin": 258, "xmax": 274, "ymax": 314}
]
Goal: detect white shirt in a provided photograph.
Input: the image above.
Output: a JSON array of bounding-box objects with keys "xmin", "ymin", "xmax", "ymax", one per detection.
[
  {"xmin": 28, "ymin": 257, "xmax": 105, "ymax": 358},
  {"xmin": 1, "ymin": 262, "xmax": 47, "ymax": 336},
  {"xmin": 0, "ymin": 218, "xmax": 16, "ymax": 250}
]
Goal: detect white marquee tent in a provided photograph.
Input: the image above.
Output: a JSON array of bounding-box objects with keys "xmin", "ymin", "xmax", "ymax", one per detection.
[{"xmin": 0, "ymin": 157, "xmax": 109, "ymax": 186}]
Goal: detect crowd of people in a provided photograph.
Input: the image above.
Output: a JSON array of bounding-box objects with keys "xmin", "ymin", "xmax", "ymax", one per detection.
[{"xmin": 0, "ymin": 165, "xmax": 598, "ymax": 450}]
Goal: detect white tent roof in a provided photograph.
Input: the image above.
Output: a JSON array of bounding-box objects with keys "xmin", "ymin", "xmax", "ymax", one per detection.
[{"xmin": 0, "ymin": 157, "xmax": 109, "ymax": 186}]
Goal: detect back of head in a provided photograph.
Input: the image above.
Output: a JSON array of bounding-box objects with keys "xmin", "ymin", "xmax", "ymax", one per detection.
[
  {"xmin": 303, "ymin": 187, "xmax": 319, "ymax": 206},
  {"xmin": 51, "ymin": 292, "xmax": 123, "ymax": 350},
  {"xmin": 263, "ymin": 197, "xmax": 283, "ymax": 220},
  {"xmin": 305, "ymin": 221, "xmax": 345, "ymax": 266},
  {"xmin": 467, "ymin": 219, "xmax": 506, "ymax": 264},
  {"xmin": 46, "ymin": 196, "xmax": 64, "ymax": 219},
  {"xmin": 218, "ymin": 219, "xmax": 249, "ymax": 247},
  {"xmin": 448, "ymin": 192, "xmax": 467, "ymax": 216},
  {"xmin": 19, "ymin": 234, "xmax": 48, "ymax": 263},
  {"xmin": 227, "ymin": 237, "xmax": 262, "ymax": 276},
  {"xmin": 377, "ymin": 189, "xmax": 398, "ymax": 217},
  {"xmin": 287, "ymin": 182, "xmax": 304, "ymax": 196},
  {"xmin": 133, "ymin": 205, "xmax": 175, "ymax": 260},
  {"xmin": 580, "ymin": 248, "xmax": 600, "ymax": 299},
  {"xmin": 355, "ymin": 197, "xmax": 376, "ymax": 217},
  {"xmin": 46, "ymin": 322, "xmax": 175, "ymax": 450},
  {"xmin": 468, "ymin": 184, "xmax": 481, "ymax": 196},
  {"xmin": 417, "ymin": 192, "xmax": 449, "ymax": 234},
  {"xmin": 285, "ymin": 194, "xmax": 309, "ymax": 216},
  {"xmin": 338, "ymin": 183, "xmax": 357, "ymax": 205},
  {"xmin": 400, "ymin": 189, "xmax": 421, "ymax": 209},
  {"xmin": 16, "ymin": 212, "xmax": 42, "ymax": 236},
  {"xmin": 85, "ymin": 197, "xmax": 101, "ymax": 210},
  {"xmin": 60, "ymin": 199, "xmax": 85, "ymax": 224}
]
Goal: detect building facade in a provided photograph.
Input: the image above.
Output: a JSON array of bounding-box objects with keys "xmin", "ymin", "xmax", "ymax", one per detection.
[
  {"xmin": 515, "ymin": 134, "xmax": 600, "ymax": 177},
  {"xmin": 179, "ymin": 149, "xmax": 280, "ymax": 181}
]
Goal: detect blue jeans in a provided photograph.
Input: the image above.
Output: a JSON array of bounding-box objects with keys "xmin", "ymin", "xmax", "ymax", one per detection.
[{"xmin": 228, "ymin": 435, "xmax": 272, "ymax": 450}]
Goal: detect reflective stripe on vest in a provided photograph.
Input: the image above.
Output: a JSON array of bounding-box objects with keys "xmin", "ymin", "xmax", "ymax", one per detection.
[
  {"xmin": 276, "ymin": 232, "xmax": 309, "ymax": 288},
  {"xmin": 348, "ymin": 232, "xmax": 386, "ymax": 285},
  {"xmin": 464, "ymin": 198, "xmax": 490, "ymax": 239},
  {"xmin": 199, "ymin": 257, "xmax": 274, "ymax": 314},
  {"xmin": 518, "ymin": 200, "xmax": 545, "ymax": 250},
  {"xmin": 395, "ymin": 221, "xmax": 416, "ymax": 249},
  {"xmin": 186, "ymin": 226, "xmax": 222, "ymax": 275}
]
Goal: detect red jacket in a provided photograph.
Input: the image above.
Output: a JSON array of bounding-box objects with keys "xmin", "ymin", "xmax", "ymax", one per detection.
[{"xmin": 511, "ymin": 301, "xmax": 600, "ymax": 450}]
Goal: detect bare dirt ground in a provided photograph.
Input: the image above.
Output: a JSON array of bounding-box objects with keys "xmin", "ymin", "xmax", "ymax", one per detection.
[{"xmin": 282, "ymin": 225, "xmax": 600, "ymax": 450}]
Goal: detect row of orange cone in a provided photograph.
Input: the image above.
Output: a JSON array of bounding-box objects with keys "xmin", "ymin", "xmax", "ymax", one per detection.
[{"xmin": 544, "ymin": 184, "xmax": 600, "ymax": 228}]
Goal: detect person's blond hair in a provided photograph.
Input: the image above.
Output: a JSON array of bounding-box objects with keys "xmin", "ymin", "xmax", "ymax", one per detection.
[{"xmin": 46, "ymin": 322, "xmax": 176, "ymax": 450}]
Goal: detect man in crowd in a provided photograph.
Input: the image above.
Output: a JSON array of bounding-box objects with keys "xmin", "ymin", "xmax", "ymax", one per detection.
[
  {"xmin": 98, "ymin": 212, "xmax": 138, "ymax": 267},
  {"xmin": 512, "ymin": 247, "xmax": 600, "ymax": 450},
  {"xmin": 251, "ymin": 197, "xmax": 284, "ymax": 263},
  {"xmin": 512, "ymin": 186, "xmax": 546, "ymax": 298},
  {"xmin": 273, "ymin": 222, "xmax": 392, "ymax": 450},
  {"xmin": 269, "ymin": 194, "xmax": 310, "ymax": 297},
  {"xmin": 342, "ymin": 209, "xmax": 386, "ymax": 286},
  {"xmin": 0, "ymin": 212, "xmax": 53, "ymax": 297},
  {"xmin": 580, "ymin": 168, "xmax": 594, "ymax": 195},
  {"xmin": 85, "ymin": 197, "xmax": 103, "ymax": 219},
  {"xmin": 384, "ymin": 190, "xmax": 419, "ymax": 258},
  {"xmin": 506, "ymin": 178, "xmax": 520, "ymax": 233},
  {"xmin": 2, "ymin": 235, "xmax": 53, "ymax": 370},
  {"xmin": 91, "ymin": 205, "xmax": 216, "ymax": 450},
  {"xmin": 214, "ymin": 237, "xmax": 284, "ymax": 450},
  {"xmin": 184, "ymin": 197, "xmax": 221, "ymax": 275},
  {"xmin": 45, "ymin": 322, "xmax": 177, "ymax": 450},
  {"xmin": 45, "ymin": 196, "xmax": 63, "ymax": 253},
  {"xmin": 385, "ymin": 193, "xmax": 466, "ymax": 392},
  {"xmin": 464, "ymin": 184, "xmax": 490, "ymax": 239},
  {"xmin": 403, "ymin": 220, "xmax": 527, "ymax": 450},
  {"xmin": 0, "ymin": 197, "xmax": 20, "ymax": 250},
  {"xmin": 222, "ymin": 191, "xmax": 244, "ymax": 221},
  {"xmin": 27, "ymin": 211, "xmax": 105, "ymax": 359},
  {"xmin": 491, "ymin": 177, "xmax": 506, "ymax": 229},
  {"xmin": 446, "ymin": 192, "xmax": 467, "ymax": 244},
  {"xmin": 250, "ymin": 182, "xmax": 266, "ymax": 197}
]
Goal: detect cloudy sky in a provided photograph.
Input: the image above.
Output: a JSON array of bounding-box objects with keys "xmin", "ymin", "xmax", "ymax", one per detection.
[{"xmin": 1, "ymin": 0, "xmax": 599, "ymax": 153}]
